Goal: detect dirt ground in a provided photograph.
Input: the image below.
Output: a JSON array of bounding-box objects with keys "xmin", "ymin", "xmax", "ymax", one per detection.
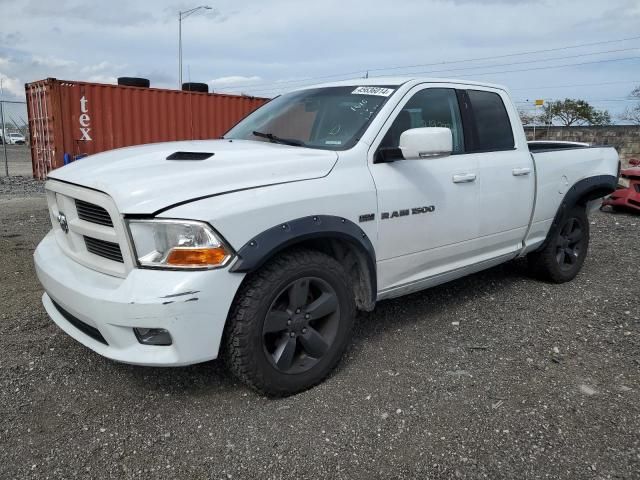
[{"xmin": 0, "ymin": 178, "xmax": 638, "ymax": 479}]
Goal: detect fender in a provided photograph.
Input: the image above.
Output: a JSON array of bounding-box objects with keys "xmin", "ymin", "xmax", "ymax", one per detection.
[
  {"xmin": 230, "ymin": 215, "xmax": 377, "ymax": 295},
  {"xmin": 539, "ymin": 174, "xmax": 617, "ymax": 250}
]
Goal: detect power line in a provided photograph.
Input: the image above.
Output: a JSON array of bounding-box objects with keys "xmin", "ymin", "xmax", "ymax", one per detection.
[
  {"xmin": 375, "ymin": 47, "xmax": 638, "ymax": 77},
  {"xmin": 240, "ymin": 55, "xmax": 640, "ymax": 95},
  {"xmin": 510, "ymin": 79, "xmax": 640, "ymax": 90},
  {"xmin": 215, "ymin": 35, "xmax": 640, "ymax": 92},
  {"xmin": 365, "ymin": 36, "xmax": 640, "ymax": 73},
  {"xmin": 516, "ymin": 98, "xmax": 636, "ymax": 104},
  {"xmin": 451, "ymin": 55, "xmax": 640, "ymax": 79},
  {"xmin": 512, "ymin": 80, "xmax": 640, "ymax": 108}
]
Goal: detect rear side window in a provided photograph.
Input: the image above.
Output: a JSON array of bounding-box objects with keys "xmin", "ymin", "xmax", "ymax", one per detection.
[{"xmin": 467, "ymin": 90, "xmax": 514, "ymax": 151}]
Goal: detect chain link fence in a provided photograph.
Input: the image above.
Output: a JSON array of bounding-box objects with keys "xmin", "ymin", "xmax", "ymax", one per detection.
[{"xmin": 1, "ymin": 99, "xmax": 30, "ymax": 177}]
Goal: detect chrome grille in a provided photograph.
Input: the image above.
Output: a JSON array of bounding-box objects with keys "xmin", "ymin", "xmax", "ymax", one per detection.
[
  {"xmin": 46, "ymin": 180, "xmax": 133, "ymax": 277},
  {"xmin": 84, "ymin": 236, "xmax": 124, "ymax": 263},
  {"xmin": 75, "ymin": 199, "xmax": 113, "ymax": 227}
]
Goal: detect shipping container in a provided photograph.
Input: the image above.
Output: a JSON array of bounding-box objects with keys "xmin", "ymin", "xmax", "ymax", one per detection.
[{"xmin": 25, "ymin": 78, "xmax": 268, "ymax": 179}]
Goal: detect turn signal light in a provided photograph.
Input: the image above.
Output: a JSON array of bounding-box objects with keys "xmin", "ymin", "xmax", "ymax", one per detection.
[{"xmin": 166, "ymin": 247, "xmax": 230, "ymax": 267}]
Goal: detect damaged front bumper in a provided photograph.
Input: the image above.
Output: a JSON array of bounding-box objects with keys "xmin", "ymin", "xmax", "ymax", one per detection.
[{"xmin": 34, "ymin": 231, "xmax": 244, "ymax": 366}]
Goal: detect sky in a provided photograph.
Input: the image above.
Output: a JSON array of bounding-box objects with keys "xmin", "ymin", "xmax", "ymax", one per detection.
[{"xmin": 1, "ymin": 0, "xmax": 639, "ymax": 121}]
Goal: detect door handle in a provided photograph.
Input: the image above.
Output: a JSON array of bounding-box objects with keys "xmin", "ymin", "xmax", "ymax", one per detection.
[
  {"xmin": 452, "ymin": 173, "xmax": 476, "ymax": 184},
  {"xmin": 512, "ymin": 167, "xmax": 531, "ymax": 176}
]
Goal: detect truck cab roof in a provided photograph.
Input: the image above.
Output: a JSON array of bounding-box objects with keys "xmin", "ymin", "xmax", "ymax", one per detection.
[{"xmin": 294, "ymin": 76, "xmax": 508, "ymax": 93}]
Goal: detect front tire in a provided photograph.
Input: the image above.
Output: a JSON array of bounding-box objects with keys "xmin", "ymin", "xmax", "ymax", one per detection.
[
  {"xmin": 527, "ymin": 205, "xmax": 589, "ymax": 283},
  {"xmin": 223, "ymin": 249, "xmax": 355, "ymax": 396}
]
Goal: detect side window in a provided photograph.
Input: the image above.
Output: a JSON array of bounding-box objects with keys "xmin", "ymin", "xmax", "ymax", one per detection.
[
  {"xmin": 467, "ymin": 90, "xmax": 514, "ymax": 151},
  {"xmin": 380, "ymin": 88, "xmax": 464, "ymax": 154}
]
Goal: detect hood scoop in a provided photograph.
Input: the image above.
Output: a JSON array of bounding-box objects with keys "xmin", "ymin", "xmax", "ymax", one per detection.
[{"xmin": 166, "ymin": 151, "xmax": 214, "ymax": 161}]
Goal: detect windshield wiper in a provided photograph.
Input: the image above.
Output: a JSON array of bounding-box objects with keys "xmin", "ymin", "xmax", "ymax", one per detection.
[{"xmin": 252, "ymin": 131, "xmax": 306, "ymax": 147}]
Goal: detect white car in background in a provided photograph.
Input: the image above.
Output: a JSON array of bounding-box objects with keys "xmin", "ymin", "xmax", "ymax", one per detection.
[
  {"xmin": 9, "ymin": 132, "xmax": 26, "ymax": 144},
  {"xmin": 2, "ymin": 132, "xmax": 26, "ymax": 145}
]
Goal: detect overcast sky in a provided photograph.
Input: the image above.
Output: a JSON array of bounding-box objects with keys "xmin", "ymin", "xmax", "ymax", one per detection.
[{"xmin": 1, "ymin": 0, "xmax": 639, "ymax": 118}]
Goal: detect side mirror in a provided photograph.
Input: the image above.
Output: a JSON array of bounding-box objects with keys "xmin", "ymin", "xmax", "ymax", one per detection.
[{"xmin": 399, "ymin": 127, "xmax": 452, "ymax": 160}]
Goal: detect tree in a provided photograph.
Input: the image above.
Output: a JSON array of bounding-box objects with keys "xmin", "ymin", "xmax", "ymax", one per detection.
[
  {"xmin": 518, "ymin": 108, "xmax": 552, "ymax": 126},
  {"xmin": 619, "ymin": 86, "xmax": 640, "ymax": 125},
  {"xmin": 590, "ymin": 109, "xmax": 612, "ymax": 126},
  {"xmin": 543, "ymin": 98, "xmax": 611, "ymax": 126},
  {"xmin": 518, "ymin": 109, "xmax": 535, "ymax": 126}
]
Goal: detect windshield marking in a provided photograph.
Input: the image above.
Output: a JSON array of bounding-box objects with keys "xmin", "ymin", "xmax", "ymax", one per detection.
[{"xmin": 351, "ymin": 86, "xmax": 395, "ymax": 97}]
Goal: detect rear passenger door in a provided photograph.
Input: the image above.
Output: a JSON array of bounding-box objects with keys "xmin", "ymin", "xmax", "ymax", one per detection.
[{"xmin": 463, "ymin": 89, "xmax": 535, "ymax": 257}]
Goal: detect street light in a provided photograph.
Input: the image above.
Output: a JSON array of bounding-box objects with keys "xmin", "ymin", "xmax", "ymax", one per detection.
[{"xmin": 178, "ymin": 5, "xmax": 212, "ymax": 88}]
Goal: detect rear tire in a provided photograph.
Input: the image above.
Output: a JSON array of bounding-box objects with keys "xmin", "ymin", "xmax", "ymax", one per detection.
[
  {"xmin": 223, "ymin": 249, "xmax": 355, "ymax": 396},
  {"xmin": 527, "ymin": 205, "xmax": 589, "ymax": 283}
]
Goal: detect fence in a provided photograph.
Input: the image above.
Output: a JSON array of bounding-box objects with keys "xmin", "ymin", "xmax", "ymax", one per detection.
[
  {"xmin": 525, "ymin": 125, "xmax": 640, "ymax": 165},
  {"xmin": 1, "ymin": 99, "xmax": 29, "ymax": 176}
]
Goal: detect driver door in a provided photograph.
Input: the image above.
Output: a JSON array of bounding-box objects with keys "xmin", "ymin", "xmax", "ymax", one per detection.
[{"xmin": 367, "ymin": 86, "xmax": 480, "ymax": 294}]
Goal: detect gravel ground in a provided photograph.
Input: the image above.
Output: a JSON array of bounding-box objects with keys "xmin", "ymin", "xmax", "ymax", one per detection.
[
  {"xmin": 0, "ymin": 175, "xmax": 45, "ymax": 196},
  {"xmin": 0, "ymin": 187, "xmax": 638, "ymax": 479},
  {"xmin": 1, "ymin": 144, "xmax": 33, "ymax": 177}
]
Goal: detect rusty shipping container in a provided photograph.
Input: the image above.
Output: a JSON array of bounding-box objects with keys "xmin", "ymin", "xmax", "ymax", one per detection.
[{"xmin": 25, "ymin": 78, "xmax": 268, "ymax": 179}]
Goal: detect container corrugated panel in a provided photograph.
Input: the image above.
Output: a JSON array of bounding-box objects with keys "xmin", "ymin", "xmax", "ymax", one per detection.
[{"xmin": 25, "ymin": 78, "xmax": 268, "ymax": 179}]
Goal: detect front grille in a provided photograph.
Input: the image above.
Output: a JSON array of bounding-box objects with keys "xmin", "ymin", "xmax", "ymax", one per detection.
[
  {"xmin": 84, "ymin": 236, "xmax": 124, "ymax": 263},
  {"xmin": 47, "ymin": 183, "xmax": 130, "ymax": 277},
  {"xmin": 51, "ymin": 299, "xmax": 108, "ymax": 345},
  {"xmin": 75, "ymin": 199, "xmax": 113, "ymax": 227}
]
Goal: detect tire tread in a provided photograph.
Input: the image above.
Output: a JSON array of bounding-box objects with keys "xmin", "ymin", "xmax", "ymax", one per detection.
[
  {"xmin": 528, "ymin": 205, "xmax": 589, "ymax": 283},
  {"xmin": 222, "ymin": 248, "xmax": 354, "ymax": 396}
]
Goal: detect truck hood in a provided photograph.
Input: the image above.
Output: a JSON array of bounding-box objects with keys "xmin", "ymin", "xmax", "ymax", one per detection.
[{"xmin": 47, "ymin": 139, "xmax": 338, "ymax": 214}]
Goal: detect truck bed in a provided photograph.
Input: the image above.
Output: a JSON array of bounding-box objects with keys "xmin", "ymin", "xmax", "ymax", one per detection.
[
  {"xmin": 528, "ymin": 140, "xmax": 590, "ymax": 152},
  {"xmin": 523, "ymin": 144, "xmax": 619, "ymax": 252}
]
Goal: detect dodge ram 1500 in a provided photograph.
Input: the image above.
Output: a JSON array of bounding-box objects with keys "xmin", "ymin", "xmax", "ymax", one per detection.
[{"xmin": 34, "ymin": 78, "xmax": 619, "ymax": 395}]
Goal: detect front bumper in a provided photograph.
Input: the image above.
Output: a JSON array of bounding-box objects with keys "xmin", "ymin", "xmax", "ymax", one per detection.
[{"xmin": 34, "ymin": 231, "xmax": 244, "ymax": 366}]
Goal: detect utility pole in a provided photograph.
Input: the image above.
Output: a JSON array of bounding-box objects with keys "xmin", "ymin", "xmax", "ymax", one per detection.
[
  {"xmin": 178, "ymin": 5, "xmax": 212, "ymax": 88},
  {"xmin": 533, "ymin": 99, "xmax": 544, "ymax": 141},
  {"xmin": 0, "ymin": 79, "xmax": 9, "ymax": 177}
]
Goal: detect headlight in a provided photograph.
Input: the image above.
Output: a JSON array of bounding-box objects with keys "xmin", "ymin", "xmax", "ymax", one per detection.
[{"xmin": 127, "ymin": 219, "xmax": 233, "ymax": 269}]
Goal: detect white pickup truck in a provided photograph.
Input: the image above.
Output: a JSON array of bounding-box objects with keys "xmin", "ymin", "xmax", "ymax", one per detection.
[{"xmin": 35, "ymin": 78, "xmax": 619, "ymax": 396}]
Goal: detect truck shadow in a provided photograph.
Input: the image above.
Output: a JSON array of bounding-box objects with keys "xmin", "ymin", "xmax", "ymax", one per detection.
[
  {"xmin": 352, "ymin": 257, "xmax": 532, "ymax": 343},
  {"xmin": 111, "ymin": 257, "xmax": 533, "ymax": 395}
]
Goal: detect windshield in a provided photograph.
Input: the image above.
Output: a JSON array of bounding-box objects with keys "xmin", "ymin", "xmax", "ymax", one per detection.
[{"xmin": 224, "ymin": 86, "xmax": 397, "ymax": 150}]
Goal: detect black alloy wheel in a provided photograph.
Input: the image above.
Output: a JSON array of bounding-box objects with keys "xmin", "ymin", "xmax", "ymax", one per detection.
[
  {"xmin": 263, "ymin": 277, "xmax": 340, "ymax": 374},
  {"xmin": 527, "ymin": 205, "xmax": 590, "ymax": 283},
  {"xmin": 555, "ymin": 216, "xmax": 585, "ymax": 271},
  {"xmin": 223, "ymin": 249, "xmax": 355, "ymax": 396}
]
